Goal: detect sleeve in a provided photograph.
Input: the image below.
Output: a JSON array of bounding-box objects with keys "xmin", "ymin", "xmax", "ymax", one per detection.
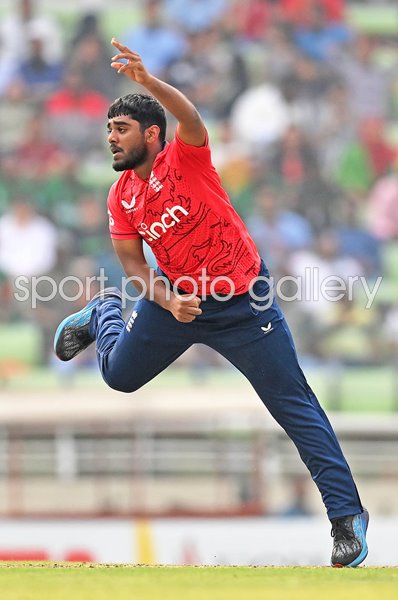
[
  {"xmin": 107, "ymin": 182, "xmax": 141, "ymax": 240},
  {"xmin": 169, "ymin": 128, "xmax": 213, "ymax": 169}
]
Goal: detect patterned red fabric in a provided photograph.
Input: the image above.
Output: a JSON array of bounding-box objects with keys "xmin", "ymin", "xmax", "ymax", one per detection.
[{"xmin": 107, "ymin": 132, "xmax": 260, "ymax": 294}]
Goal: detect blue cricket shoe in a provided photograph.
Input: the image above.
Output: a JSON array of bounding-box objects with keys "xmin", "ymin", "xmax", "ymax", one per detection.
[
  {"xmin": 54, "ymin": 287, "xmax": 121, "ymax": 361},
  {"xmin": 331, "ymin": 508, "xmax": 369, "ymax": 567}
]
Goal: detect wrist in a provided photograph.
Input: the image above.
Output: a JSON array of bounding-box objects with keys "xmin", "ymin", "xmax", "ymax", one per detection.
[
  {"xmin": 158, "ymin": 296, "xmax": 170, "ymax": 311},
  {"xmin": 155, "ymin": 290, "xmax": 174, "ymax": 312},
  {"xmin": 140, "ymin": 74, "xmax": 158, "ymax": 90}
]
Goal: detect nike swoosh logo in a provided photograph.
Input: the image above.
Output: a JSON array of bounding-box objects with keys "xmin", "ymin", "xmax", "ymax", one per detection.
[
  {"xmin": 122, "ymin": 196, "xmax": 136, "ymax": 210},
  {"xmin": 261, "ymin": 323, "xmax": 273, "ymax": 334}
]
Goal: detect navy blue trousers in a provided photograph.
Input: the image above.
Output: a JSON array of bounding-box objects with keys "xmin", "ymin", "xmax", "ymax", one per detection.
[{"xmin": 90, "ymin": 263, "xmax": 362, "ymax": 521}]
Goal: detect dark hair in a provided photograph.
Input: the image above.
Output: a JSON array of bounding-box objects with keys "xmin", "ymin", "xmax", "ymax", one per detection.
[{"xmin": 108, "ymin": 93, "xmax": 167, "ymax": 143}]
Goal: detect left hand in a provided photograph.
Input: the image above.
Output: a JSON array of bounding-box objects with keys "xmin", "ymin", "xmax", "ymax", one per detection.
[{"xmin": 110, "ymin": 38, "xmax": 153, "ymax": 86}]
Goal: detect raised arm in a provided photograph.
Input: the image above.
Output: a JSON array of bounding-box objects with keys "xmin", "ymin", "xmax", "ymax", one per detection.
[
  {"xmin": 110, "ymin": 38, "xmax": 206, "ymax": 147},
  {"xmin": 112, "ymin": 238, "xmax": 201, "ymax": 323}
]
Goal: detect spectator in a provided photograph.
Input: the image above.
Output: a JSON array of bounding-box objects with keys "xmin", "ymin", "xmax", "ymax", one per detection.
[
  {"xmin": 1, "ymin": 99, "xmax": 89, "ymax": 216},
  {"xmin": 70, "ymin": 13, "xmax": 104, "ymax": 47},
  {"xmin": 166, "ymin": 27, "xmax": 248, "ymax": 120},
  {"xmin": 2, "ymin": 111, "xmax": 72, "ymax": 181},
  {"xmin": 281, "ymin": 52, "xmax": 335, "ymax": 103},
  {"xmin": 289, "ymin": 228, "xmax": 363, "ymax": 322},
  {"xmin": 0, "ymin": 37, "xmax": 17, "ymax": 96},
  {"xmin": 280, "ymin": 53, "xmax": 337, "ymax": 134},
  {"xmin": 335, "ymin": 117, "xmax": 396, "ymax": 193},
  {"xmin": 0, "ymin": 79, "xmax": 36, "ymax": 155},
  {"xmin": 286, "ymin": 228, "xmax": 365, "ymax": 356},
  {"xmin": 67, "ymin": 33, "xmax": 120, "ymax": 99},
  {"xmin": 231, "ymin": 82, "xmax": 290, "ymax": 147},
  {"xmin": 165, "ymin": 0, "xmax": 227, "ymax": 34},
  {"xmin": 247, "ymin": 184, "xmax": 313, "ymax": 276},
  {"xmin": 121, "ymin": 0, "xmax": 186, "ymax": 77},
  {"xmin": 313, "ymin": 83, "xmax": 355, "ymax": 176},
  {"xmin": 264, "ymin": 25, "xmax": 298, "ymax": 83},
  {"xmin": 0, "ymin": 0, "xmax": 63, "ymax": 66},
  {"xmin": 358, "ymin": 117, "xmax": 396, "ymax": 180},
  {"xmin": 293, "ymin": 3, "xmax": 351, "ymax": 62},
  {"xmin": 44, "ymin": 69, "xmax": 109, "ymax": 155},
  {"xmin": 210, "ymin": 120, "xmax": 254, "ymax": 217},
  {"xmin": 316, "ymin": 291, "xmax": 379, "ymax": 366},
  {"xmin": 0, "ymin": 199, "xmax": 57, "ymax": 279},
  {"xmin": 71, "ymin": 194, "xmax": 112, "ymax": 261},
  {"xmin": 333, "ymin": 34, "xmax": 394, "ymax": 119},
  {"xmin": 227, "ymin": 0, "xmax": 281, "ymax": 42},
  {"xmin": 367, "ymin": 172, "xmax": 398, "ymax": 241},
  {"xmin": 69, "ymin": 195, "xmax": 125, "ymax": 293},
  {"xmin": 165, "ymin": 30, "xmax": 219, "ymax": 119},
  {"xmin": 269, "ymin": 124, "xmax": 319, "ymax": 186},
  {"xmin": 383, "ymin": 307, "xmax": 398, "ymax": 359},
  {"xmin": 295, "ymin": 163, "xmax": 342, "ymax": 232},
  {"xmin": 336, "ymin": 197, "xmax": 382, "ymax": 277},
  {"xmin": 281, "ymin": 0, "xmax": 346, "ymax": 26},
  {"xmin": 0, "ymin": 198, "xmax": 60, "ymax": 352},
  {"xmin": 17, "ymin": 34, "xmax": 63, "ymax": 100}
]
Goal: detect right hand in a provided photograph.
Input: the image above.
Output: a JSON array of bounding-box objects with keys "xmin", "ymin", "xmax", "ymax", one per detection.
[
  {"xmin": 111, "ymin": 38, "xmax": 153, "ymax": 86},
  {"xmin": 166, "ymin": 294, "xmax": 202, "ymax": 323}
]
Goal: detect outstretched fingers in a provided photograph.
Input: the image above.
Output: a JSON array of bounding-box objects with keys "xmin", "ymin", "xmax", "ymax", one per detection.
[
  {"xmin": 110, "ymin": 38, "xmax": 152, "ymax": 84},
  {"xmin": 111, "ymin": 52, "xmax": 141, "ymax": 62},
  {"xmin": 111, "ymin": 53, "xmax": 141, "ymax": 73},
  {"xmin": 111, "ymin": 53, "xmax": 142, "ymax": 74},
  {"xmin": 110, "ymin": 37, "xmax": 144, "ymax": 72},
  {"xmin": 111, "ymin": 38, "xmax": 140, "ymax": 57},
  {"xmin": 111, "ymin": 38, "xmax": 129, "ymax": 52}
]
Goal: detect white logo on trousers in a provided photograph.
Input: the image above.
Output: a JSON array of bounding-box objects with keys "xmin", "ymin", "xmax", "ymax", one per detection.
[
  {"xmin": 126, "ymin": 310, "xmax": 138, "ymax": 333},
  {"xmin": 261, "ymin": 322, "xmax": 273, "ymax": 334}
]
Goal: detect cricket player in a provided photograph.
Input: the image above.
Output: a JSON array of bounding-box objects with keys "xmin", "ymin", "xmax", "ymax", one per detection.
[{"xmin": 54, "ymin": 38, "xmax": 369, "ymax": 567}]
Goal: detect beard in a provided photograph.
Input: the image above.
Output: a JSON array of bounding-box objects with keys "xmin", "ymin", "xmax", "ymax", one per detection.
[{"xmin": 112, "ymin": 141, "xmax": 149, "ymax": 172}]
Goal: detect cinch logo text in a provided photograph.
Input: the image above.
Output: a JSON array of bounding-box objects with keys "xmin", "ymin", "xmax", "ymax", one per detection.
[{"xmin": 138, "ymin": 205, "xmax": 189, "ymax": 242}]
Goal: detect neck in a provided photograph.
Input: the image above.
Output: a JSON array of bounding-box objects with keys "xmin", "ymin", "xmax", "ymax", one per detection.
[
  {"xmin": 134, "ymin": 162, "xmax": 153, "ymax": 180},
  {"xmin": 134, "ymin": 145, "xmax": 162, "ymax": 180}
]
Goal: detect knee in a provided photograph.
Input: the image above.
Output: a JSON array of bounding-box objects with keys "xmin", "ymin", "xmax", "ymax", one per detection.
[
  {"xmin": 101, "ymin": 370, "xmax": 144, "ymax": 394},
  {"xmin": 98, "ymin": 352, "xmax": 145, "ymax": 393}
]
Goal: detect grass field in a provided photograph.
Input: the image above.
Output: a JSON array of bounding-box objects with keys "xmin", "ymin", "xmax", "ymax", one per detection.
[{"xmin": 0, "ymin": 564, "xmax": 397, "ymax": 600}]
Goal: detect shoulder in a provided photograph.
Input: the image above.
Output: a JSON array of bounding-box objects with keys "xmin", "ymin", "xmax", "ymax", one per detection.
[{"xmin": 163, "ymin": 131, "xmax": 211, "ymax": 167}]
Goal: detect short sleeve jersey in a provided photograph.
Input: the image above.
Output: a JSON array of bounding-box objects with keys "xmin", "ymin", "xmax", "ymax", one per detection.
[{"xmin": 107, "ymin": 132, "xmax": 260, "ymax": 294}]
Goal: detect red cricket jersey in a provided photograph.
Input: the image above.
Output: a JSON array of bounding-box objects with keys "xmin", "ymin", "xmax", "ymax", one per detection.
[{"xmin": 107, "ymin": 131, "xmax": 260, "ymax": 294}]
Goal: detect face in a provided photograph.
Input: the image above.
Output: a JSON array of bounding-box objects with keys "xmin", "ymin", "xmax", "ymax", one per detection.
[{"xmin": 107, "ymin": 116, "xmax": 149, "ymax": 172}]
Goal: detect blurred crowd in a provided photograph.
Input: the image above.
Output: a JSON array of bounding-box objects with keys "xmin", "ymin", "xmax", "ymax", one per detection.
[{"xmin": 0, "ymin": 0, "xmax": 398, "ymax": 368}]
